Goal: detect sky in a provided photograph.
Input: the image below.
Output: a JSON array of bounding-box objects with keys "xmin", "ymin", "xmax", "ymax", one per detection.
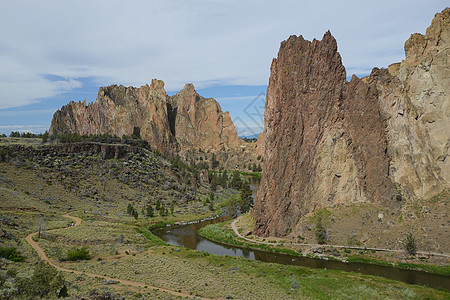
[{"xmin": 0, "ymin": 1, "xmax": 447, "ymax": 137}]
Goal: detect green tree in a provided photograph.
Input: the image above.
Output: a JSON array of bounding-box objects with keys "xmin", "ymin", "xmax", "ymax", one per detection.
[
  {"xmin": 127, "ymin": 203, "xmax": 134, "ymax": 215},
  {"xmin": 159, "ymin": 204, "xmax": 168, "ymax": 217},
  {"xmin": 132, "ymin": 210, "xmax": 138, "ymax": 220},
  {"xmin": 10, "ymin": 131, "xmax": 21, "ymax": 138},
  {"xmin": 209, "ymin": 172, "xmax": 219, "ymax": 191},
  {"xmin": 226, "ymin": 194, "xmax": 240, "ymax": 218},
  {"xmin": 146, "ymin": 205, "xmax": 154, "ymax": 217},
  {"xmin": 220, "ymin": 170, "xmax": 228, "ymax": 188},
  {"xmin": 15, "ymin": 261, "xmax": 68, "ymax": 298},
  {"xmin": 240, "ymin": 181, "xmax": 253, "ymax": 213},
  {"xmin": 42, "ymin": 130, "xmax": 49, "ymax": 143},
  {"xmin": 315, "ymin": 216, "xmax": 327, "ymax": 245},
  {"xmin": 405, "ymin": 233, "xmax": 417, "ymax": 256},
  {"xmin": 155, "ymin": 199, "xmax": 161, "ymax": 211},
  {"xmin": 229, "ymin": 170, "xmax": 242, "ymax": 190},
  {"xmin": 211, "ymin": 153, "xmax": 219, "ymax": 169},
  {"xmin": 170, "ymin": 203, "xmax": 175, "ymax": 216}
]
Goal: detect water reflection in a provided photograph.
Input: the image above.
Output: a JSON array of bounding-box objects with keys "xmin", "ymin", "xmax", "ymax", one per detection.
[{"xmin": 152, "ymin": 176, "xmax": 450, "ymax": 290}]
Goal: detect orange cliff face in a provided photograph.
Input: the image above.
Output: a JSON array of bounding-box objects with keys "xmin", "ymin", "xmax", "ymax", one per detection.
[
  {"xmin": 49, "ymin": 79, "xmax": 243, "ymax": 156},
  {"xmin": 168, "ymin": 83, "xmax": 243, "ymax": 153},
  {"xmin": 253, "ymin": 8, "xmax": 449, "ymax": 237}
]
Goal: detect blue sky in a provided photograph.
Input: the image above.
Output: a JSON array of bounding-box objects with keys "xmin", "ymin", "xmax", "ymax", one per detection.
[{"xmin": 0, "ymin": 1, "xmax": 448, "ymax": 136}]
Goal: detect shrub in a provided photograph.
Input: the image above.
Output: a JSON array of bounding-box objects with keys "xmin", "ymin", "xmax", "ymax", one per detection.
[
  {"xmin": 405, "ymin": 233, "xmax": 417, "ymax": 256},
  {"xmin": 0, "ymin": 246, "xmax": 23, "ymax": 262},
  {"xmin": 67, "ymin": 246, "xmax": 90, "ymax": 261},
  {"xmin": 146, "ymin": 205, "xmax": 154, "ymax": 217},
  {"xmin": 315, "ymin": 217, "xmax": 327, "ymax": 245},
  {"xmin": 14, "ymin": 261, "xmax": 68, "ymax": 298}
]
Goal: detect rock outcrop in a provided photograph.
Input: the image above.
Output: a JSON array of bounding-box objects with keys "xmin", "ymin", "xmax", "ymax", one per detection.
[
  {"xmin": 371, "ymin": 8, "xmax": 450, "ymax": 198},
  {"xmin": 169, "ymin": 84, "xmax": 243, "ymax": 152},
  {"xmin": 50, "ymin": 80, "xmax": 243, "ymax": 156},
  {"xmin": 254, "ymin": 8, "xmax": 449, "ymax": 237},
  {"xmin": 254, "ymin": 132, "xmax": 265, "ymax": 157}
]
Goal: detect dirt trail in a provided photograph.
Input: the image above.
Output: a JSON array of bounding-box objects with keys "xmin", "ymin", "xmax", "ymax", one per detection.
[
  {"xmin": 25, "ymin": 213, "xmax": 212, "ymax": 300},
  {"xmin": 231, "ymin": 217, "xmax": 450, "ymax": 258}
]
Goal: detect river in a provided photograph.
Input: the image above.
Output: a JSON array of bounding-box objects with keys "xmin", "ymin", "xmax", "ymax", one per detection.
[{"xmin": 153, "ymin": 176, "xmax": 450, "ymax": 290}]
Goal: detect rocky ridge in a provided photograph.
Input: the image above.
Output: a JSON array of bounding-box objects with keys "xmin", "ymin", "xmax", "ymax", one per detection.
[
  {"xmin": 50, "ymin": 80, "xmax": 243, "ymax": 157},
  {"xmin": 0, "ymin": 141, "xmax": 205, "ymax": 210},
  {"xmin": 254, "ymin": 9, "xmax": 449, "ymax": 237}
]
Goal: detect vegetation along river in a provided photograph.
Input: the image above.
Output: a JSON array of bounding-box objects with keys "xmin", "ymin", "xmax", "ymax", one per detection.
[{"xmin": 153, "ymin": 176, "xmax": 450, "ymax": 290}]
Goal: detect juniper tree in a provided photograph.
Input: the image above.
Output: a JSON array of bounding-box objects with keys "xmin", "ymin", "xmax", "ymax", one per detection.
[
  {"xmin": 405, "ymin": 233, "xmax": 417, "ymax": 255},
  {"xmin": 146, "ymin": 205, "xmax": 154, "ymax": 217},
  {"xmin": 240, "ymin": 181, "xmax": 253, "ymax": 213},
  {"xmin": 229, "ymin": 171, "xmax": 242, "ymax": 190},
  {"xmin": 315, "ymin": 216, "xmax": 327, "ymax": 244}
]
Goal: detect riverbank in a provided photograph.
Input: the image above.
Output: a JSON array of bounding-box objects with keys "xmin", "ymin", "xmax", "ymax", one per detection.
[
  {"xmin": 1, "ymin": 140, "xmax": 448, "ymax": 298},
  {"xmin": 148, "ymin": 219, "xmax": 448, "ymax": 298},
  {"xmin": 24, "ymin": 210, "xmax": 447, "ymax": 299},
  {"xmin": 198, "ymin": 213, "xmax": 450, "ymax": 278}
]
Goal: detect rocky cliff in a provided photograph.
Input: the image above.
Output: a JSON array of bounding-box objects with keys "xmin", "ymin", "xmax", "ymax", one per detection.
[
  {"xmin": 169, "ymin": 84, "xmax": 243, "ymax": 153},
  {"xmin": 254, "ymin": 9, "xmax": 449, "ymax": 237},
  {"xmin": 50, "ymin": 79, "xmax": 243, "ymax": 156}
]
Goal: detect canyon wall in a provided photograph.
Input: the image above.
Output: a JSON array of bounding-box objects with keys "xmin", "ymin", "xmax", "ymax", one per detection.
[{"xmin": 254, "ymin": 8, "xmax": 449, "ymax": 236}]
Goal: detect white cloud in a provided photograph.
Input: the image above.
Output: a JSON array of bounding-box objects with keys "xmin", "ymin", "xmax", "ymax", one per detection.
[
  {"xmin": 0, "ymin": 108, "xmax": 56, "ymax": 117},
  {"xmin": 0, "ymin": 55, "xmax": 83, "ymax": 108},
  {"xmin": 0, "ymin": 0, "xmax": 447, "ymax": 109},
  {"xmin": 0, "ymin": 124, "xmax": 49, "ymax": 134},
  {"xmin": 218, "ymin": 96, "xmax": 261, "ymax": 102},
  {"xmin": 54, "ymin": 79, "xmax": 83, "ymax": 91}
]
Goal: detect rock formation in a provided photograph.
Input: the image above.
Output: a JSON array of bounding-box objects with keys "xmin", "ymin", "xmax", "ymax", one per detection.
[
  {"xmin": 254, "ymin": 8, "xmax": 449, "ymax": 237},
  {"xmin": 254, "ymin": 132, "xmax": 265, "ymax": 158},
  {"xmin": 50, "ymin": 79, "xmax": 243, "ymax": 156},
  {"xmin": 169, "ymin": 84, "xmax": 243, "ymax": 152},
  {"xmin": 370, "ymin": 8, "xmax": 450, "ymax": 198}
]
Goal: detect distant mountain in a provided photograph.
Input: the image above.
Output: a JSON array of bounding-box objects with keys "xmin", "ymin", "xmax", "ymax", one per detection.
[{"xmin": 239, "ymin": 133, "xmax": 261, "ymax": 140}]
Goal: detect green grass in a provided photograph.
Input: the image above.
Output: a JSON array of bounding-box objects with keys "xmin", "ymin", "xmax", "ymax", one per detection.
[
  {"xmin": 200, "ymin": 221, "xmax": 450, "ymax": 277},
  {"xmin": 135, "ymin": 227, "xmax": 169, "ymax": 246},
  {"xmin": 239, "ymin": 171, "xmax": 262, "ymax": 179},
  {"xmin": 347, "ymin": 255, "xmax": 450, "ymax": 276},
  {"xmin": 2, "ymin": 142, "xmax": 448, "ymax": 299},
  {"xmin": 199, "ymin": 222, "xmax": 301, "ymax": 257},
  {"xmin": 66, "ymin": 241, "xmax": 449, "ymax": 299}
]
